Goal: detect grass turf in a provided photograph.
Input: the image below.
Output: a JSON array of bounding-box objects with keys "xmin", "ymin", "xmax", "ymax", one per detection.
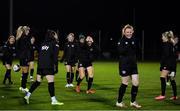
[{"xmin": 0, "ymin": 61, "xmax": 180, "ymax": 110}]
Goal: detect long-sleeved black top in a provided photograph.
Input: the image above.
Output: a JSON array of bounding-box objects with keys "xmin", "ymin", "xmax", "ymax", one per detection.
[
  {"xmin": 38, "ymin": 38, "xmax": 59, "ymax": 69},
  {"xmin": 117, "ymin": 36, "xmax": 137, "ymax": 67},
  {"xmin": 77, "ymin": 42, "xmax": 99, "ymax": 63}
]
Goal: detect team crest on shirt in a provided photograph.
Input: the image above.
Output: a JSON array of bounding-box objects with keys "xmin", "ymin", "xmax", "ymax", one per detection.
[
  {"xmin": 90, "ymin": 48, "xmax": 93, "ymax": 51},
  {"xmin": 132, "ymin": 41, "xmax": 135, "ymax": 45},
  {"xmin": 56, "ymin": 44, "xmax": 59, "ymax": 47},
  {"xmin": 122, "ymin": 70, "xmax": 126, "ymax": 74},
  {"xmin": 42, "ymin": 45, "xmax": 49, "ymax": 50}
]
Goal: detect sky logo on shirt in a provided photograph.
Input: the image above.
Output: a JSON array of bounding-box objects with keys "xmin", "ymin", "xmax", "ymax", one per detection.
[{"xmin": 41, "ymin": 45, "xmax": 49, "ymax": 51}]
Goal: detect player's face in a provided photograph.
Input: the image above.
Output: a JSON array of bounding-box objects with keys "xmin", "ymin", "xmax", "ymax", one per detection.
[
  {"xmin": 24, "ymin": 29, "xmax": 30, "ymax": 35},
  {"xmin": 9, "ymin": 37, "xmax": 15, "ymax": 44},
  {"xmin": 67, "ymin": 34, "xmax": 74, "ymax": 42},
  {"xmin": 86, "ymin": 36, "xmax": 93, "ymax": 46},
  {"xmin": 162, "ymin": 36, "xmax": 168, "ymax": 42},
  {"xmin": 31, "ymin": 37, "xmax": 35, "ymax": 44},
  {"xmin": 124, "ymin": 28, "xmax": 133, "ymax": 38},
  {"xmin": 80, "ymin": 38, "xmax": 85, "ymax": 43}
]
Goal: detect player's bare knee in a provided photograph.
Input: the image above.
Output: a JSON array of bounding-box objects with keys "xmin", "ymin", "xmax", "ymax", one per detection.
[
  {"xmin": 132, "ymin": 80, "xmax": 139, "ymax": 86},
  {"xmin": 122, "ymin": 79, "xmax": 129, "ymax": 85},
  {"xmin": 88, "ymin": 73, "xmax": 94, "ymax": 78},
  {"xmin": 79, "ymin": 73, "xmax": 85, "ymax": 79},
  {"xmin": 46, "ymin": 75, "xmax": 54, "ymax": 83},
  {"xmin": 36, "ymin": 75, "xmax": 42, "ymax": 82}
]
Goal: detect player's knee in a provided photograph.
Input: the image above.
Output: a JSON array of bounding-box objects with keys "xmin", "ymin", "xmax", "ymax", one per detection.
[
  {"xmin": 36, "ymin": 78, "xmax": 42, "ymax": 82},
  {"xmin": 132, "ymin": 80, "xmax": 139, "ymax": 86},
  {"xmin": 88, "ymin": 72, "xmax": 94, "ymax": 78},
  {"xmin": 122, "ymin": 82, "xmax": 128, "ymax": 85},
  {"xmin": 122, "ymin": 80, "xmax": 129, "ymax": 85},
  {"xmin": 160, "ymin": 75, "xmax": 166, "ymax": 78},
  {"xmin": 22, "ymin": 67, "xmax": 28, "ymax": 73},
  {"xmin": 80, "ymin": 74, "xmax": 85, "ymax": 79}
]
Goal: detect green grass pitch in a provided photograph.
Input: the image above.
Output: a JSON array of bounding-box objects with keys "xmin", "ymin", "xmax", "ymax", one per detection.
[{"xmin": 0, "ymin": 61, "xmax": 180, "ymax": 110}]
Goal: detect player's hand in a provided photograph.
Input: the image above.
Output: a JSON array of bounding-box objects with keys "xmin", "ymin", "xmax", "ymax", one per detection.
[{"xmin": 86, "ymin": 36, "xmax": 94, "ymax": 43}]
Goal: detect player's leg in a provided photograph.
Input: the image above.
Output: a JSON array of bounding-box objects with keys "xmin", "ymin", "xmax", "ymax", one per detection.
[
  {"xmin": 155, "ymin": 69, "xmax": 169, "ymax": 100},
  {"xmin": 76, "ymin": 65, "xmax": 85, "ymax": 93},
  {"xmin": 65, "ymin": 65, "xmax": 71, "ymax": 87},
  {"xmin": 19, "ymin": 59, "xmax": 29, "ymax": 92},
  {"xmin": 85, "ymin": 69, "xmax": 88, "ymax": 82},
  {"xmin": 75, "ymin": 67, "xmax": 79, "ymax": 82},
  {"xmin": 130, "ymin": 74, "xmax": 141, "ymax": 108},
  {"xmin": 169, "ymin": 71, "xmax": 178, "ymax": 100},
  {"xmin": 166, "ymin": 75, "xmax": 170, "ymax": 85},
  {"xmin": 24, "ymin": 73, "xmax": 42, "ymax": 104},
  {"xmin": 29, "ymin": 61, "xmax": 34, "ymax": 82},
  {"xmin": 46, "ymin": 74, "xmax": 64, "ymax": 105},
  {"xmin": 6, "ymin": 64, "xmax": 13, "ymax": 84},
  {"xmin": 69, "ymin": 65, "xmax": 75, "ymax": 87},
  {"xmin": 3, "ymin": 63, "xmax": 11, "ymax": 84},
  {"xmin": 116, "ymin": 75, "xmax": 129, "ymax": 108},
  {"xmin": 86, "ymin": 66, "xmax": 95, "ymax": 94}
]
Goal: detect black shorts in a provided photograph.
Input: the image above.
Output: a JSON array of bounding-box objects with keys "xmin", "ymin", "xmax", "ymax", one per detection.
[
  {"xmin": 20, "ymin": 58, "xmax": 29, "ymax": 66},
  {"xmin": 64, "ymin": 61, "xmax": 76, "ymax": 67},
  {"xmin": 119, "ymin": 65, "xmax": 138, "ymax": 77},
  {"xmin": 78, "ymin": 61, "xmax": 92, "ymax": 68},
  {"xmin": 37, "ymin": 68, "xmax": 54, "ymax": 76},
  {"xmin": 2, "ymin": 59, "xmax": 12, "ymax": 65}
]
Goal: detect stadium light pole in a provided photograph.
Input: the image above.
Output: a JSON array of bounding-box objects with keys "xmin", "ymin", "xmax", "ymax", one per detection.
[
  {"xmin": 9, "ymin": 0, "xmax": 13, "ymax": 35},
  {"xmin": 133, "ymin": 8, "xmax": 136, "ymax": 27},
  {"xmin": 98, "ymin": 30, "xmax": 101, "ymax": 51}
]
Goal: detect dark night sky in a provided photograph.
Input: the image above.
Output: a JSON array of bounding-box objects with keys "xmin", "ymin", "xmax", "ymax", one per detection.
[{"xmin": 0, "ymin": 0, "xmax": 179, "ymax": 60}]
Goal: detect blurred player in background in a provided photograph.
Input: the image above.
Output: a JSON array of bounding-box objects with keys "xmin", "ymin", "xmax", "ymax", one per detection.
[
  {"xmin": 75, "ymin": 35, "xmax": 99, "ymax": 94},
  {"xmin": 75, "ymin": 34, "xmax": 88, "ymax": 82},
  {"xmin": 2, "ymin": 35, "xmax": 16, "ymax": 84},
  {"xmin": 61, "ymin": 33, "xmax": 78, "ymax": 88},
  {"xmin": 155, "ymin": 31, "xmax": 178, "ymax": 100}
]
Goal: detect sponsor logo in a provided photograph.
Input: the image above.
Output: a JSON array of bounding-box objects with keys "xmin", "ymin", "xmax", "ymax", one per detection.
[{"xmin": 41, "ymin": 45, "xmax": 49, "ymax": 50}]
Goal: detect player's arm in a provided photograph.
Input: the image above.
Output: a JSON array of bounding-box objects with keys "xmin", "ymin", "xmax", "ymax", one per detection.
[
  {"xmin": 60, "ymin": 43, "xmax": 66, "ymax": 63},
  {"xmin": 53, "ymin": 42, "xmax": 59, "ymax": 73},
  {"xmin": 16, "ymin": 26, "xmax": 23, "ymax": 40},
  {"xmin": 162, "ymin": 43, "xmax": 171, "ymax": 60}
]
